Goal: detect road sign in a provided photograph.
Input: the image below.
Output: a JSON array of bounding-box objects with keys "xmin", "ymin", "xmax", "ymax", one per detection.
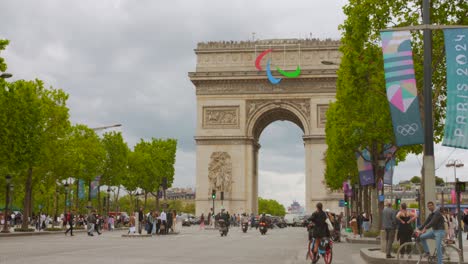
[{"xmin": 339, "ymin": 200, "xmax": 345, "ymax": 207}]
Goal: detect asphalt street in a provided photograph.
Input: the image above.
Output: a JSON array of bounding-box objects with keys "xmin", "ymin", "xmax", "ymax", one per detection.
[{"xmin": 0, "ymin": 226, "xmax": 366, "ymax": 264}]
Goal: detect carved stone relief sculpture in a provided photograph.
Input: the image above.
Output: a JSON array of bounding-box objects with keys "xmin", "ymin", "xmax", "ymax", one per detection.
[
  {"xmin": 203, "ymin": 106, "xmax": 239, "ymax": 129},
  {"xmin": 208, "ymin": 152, "xmax": 233, "ymax": 195}
]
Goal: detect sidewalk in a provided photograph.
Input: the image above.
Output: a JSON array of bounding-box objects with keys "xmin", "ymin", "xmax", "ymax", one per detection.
[
  {"xmin": 360, "ymin": 241, "xmax": 468, "ymax": 264},
  {"xmin": 0, "ymin": 226, "xmax": 128, "ymax": 237},
  {"xmin": 341, "ymin": 230, "xmax": 380, "ymax": 245}
]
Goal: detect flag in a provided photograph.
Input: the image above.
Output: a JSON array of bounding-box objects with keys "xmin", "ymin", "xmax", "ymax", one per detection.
[
  {"xmin": 90, "ymin": 175, "xmax": 101, "ymax": 199},
  {"xmin": 442, "ymin": 28, "xmax": 468, "ymax": 149},
  {"xmin": 356, "ymin": 149, "xmax": 374, "ymax": 186},
  {"xmin": 78, "ymin": 179, "xmax": 85, "ymax": 200},
  {"xmin": 381, "ymin": 31, "xmax": 424, "ymax": 146}
]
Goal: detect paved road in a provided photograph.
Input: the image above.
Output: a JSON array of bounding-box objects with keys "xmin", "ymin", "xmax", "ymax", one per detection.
[{"xmin": 0, "ymin": 226, "xmax": 365, "ymax": 264}]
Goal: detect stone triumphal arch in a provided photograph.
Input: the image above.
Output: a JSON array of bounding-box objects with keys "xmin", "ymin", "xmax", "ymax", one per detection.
[{"xmin": 189, "ymin": 39, "xmax": 342, "ymax": 215}]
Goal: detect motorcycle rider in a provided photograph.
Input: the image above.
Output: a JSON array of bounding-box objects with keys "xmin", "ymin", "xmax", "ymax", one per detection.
[{"xmin": 241, "ymin": 213, "xmax": 249, "ymax": 225}]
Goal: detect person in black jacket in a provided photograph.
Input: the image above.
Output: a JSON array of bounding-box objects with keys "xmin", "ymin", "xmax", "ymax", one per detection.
[
  {"xmin": 463, "ymin": 210, "xmax": 468, "ymax": 240},
  {"xmin": 308, "ymin": 202, "xmax": 328, "ymax": 264},
  {"xmin": 64, "ymin": 210, "xmax": 75, "ymax": 236},
  {"xmin": 418, "ymin": 201, "xmax": 446, "ymax": 264}
]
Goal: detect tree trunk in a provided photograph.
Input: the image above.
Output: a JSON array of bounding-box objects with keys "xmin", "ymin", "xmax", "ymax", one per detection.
[
  {"xmin": 97, "ymin": 185, "xmax": 101, "ymax": 214},
  {"xmin": 115, "ymin": 186, "xmax": 121, "ymax": 212},
  {"xmin": 370, "ymin": 186, "xmax": 379, "ymax": 232},
  {"xmin": 420, "ymin": 164, "xmax": 426, "ymax": 222},
  {"xmin": 22, "ymin": 167, "xmax": 33, "ymax": 229},
  {"xmin": 156, "ymin": 195, "xmax": 160, "ymax": 212},
  {"xmin": 144, "ymin": 192, "xmax": 148, "ymax": 210}
]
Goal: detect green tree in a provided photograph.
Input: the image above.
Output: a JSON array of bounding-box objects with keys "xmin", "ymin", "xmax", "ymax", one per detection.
[
  {"xmin": 258, "ymin": 197, "xmax": 286, "ymax": 217},
  {"xmin": 410, "ymin": 176, "xmax": 421, "ymax": 184},
  {"xmin": 325, "ymin": 0, "xmax": 466, "ymax": 230},
  {"xmin": 0, "ymin": 39, "xmax": 9, "ymax": 73},
  {"xmin": 101, "ymin": 131, "xmax": 129, "ymax": 202},
  {"xmin": 66, "ymin": 124, "xmax": 105, "ymax": 211},
  {"xmin": 435, "ymin": 176, "xmax": 445, "ymax": 186},
  {"xmin": 0, "ymin": 79, "xmax": 70, "ymax": 228}
]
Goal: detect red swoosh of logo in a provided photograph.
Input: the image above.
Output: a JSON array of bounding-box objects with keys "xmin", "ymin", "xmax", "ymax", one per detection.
[{"xmin": 255, "ymin": 49, "xmax": 273, "ymax": 71}]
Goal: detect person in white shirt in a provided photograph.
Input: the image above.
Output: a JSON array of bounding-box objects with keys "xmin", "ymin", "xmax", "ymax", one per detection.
[{"xmin": 160, "ymin": 210, "xmax": 167, "ymax": 234}]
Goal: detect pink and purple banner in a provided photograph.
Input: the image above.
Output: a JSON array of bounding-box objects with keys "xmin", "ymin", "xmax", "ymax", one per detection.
[
  {"xmin": 356, "ymin": 149, "xmax": 374, "ymax": 186},
  {"xmin": 381, "ymin": 31, "xmax": 424, "ymax": 146}
]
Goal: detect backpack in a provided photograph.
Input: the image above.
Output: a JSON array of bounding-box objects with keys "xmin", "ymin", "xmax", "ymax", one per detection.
[{"xmin": 66, "ymin": 213, "xmax": 71, "ymax": 222}]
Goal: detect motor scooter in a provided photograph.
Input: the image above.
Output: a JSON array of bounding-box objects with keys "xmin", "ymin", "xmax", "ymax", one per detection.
[
  {"xmin": 218, "ymin": 219, "xmax": 228, "ymax": 236},
  {"xmin": 259, "ymin": 221, "xmax": 267, "ymax": 235}
]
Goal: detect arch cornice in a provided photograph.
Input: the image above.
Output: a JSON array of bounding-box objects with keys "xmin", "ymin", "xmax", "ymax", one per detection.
[{"xmin": 246, "ymin": 99, "xmax": 311, "ymax": 139}]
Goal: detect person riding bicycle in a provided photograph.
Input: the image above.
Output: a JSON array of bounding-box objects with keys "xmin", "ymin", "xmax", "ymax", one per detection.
[
  {"xmin": 308, "ymin": 202, "xmax": 329, "ymax": 264},
  {"xmin": 418, "ymin": 201, "xmax": 446, "ymax": 264}
]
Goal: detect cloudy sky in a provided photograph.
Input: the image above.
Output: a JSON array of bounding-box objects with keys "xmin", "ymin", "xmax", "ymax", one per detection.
[{"xmin": 1, "ymin": 0, "xmax": 467, "ymax": 209}]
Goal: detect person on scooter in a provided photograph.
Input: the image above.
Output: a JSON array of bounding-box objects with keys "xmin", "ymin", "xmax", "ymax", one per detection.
[{"xmin": 308, "ymin": 202, "xmax": 329, "ymax": 264}]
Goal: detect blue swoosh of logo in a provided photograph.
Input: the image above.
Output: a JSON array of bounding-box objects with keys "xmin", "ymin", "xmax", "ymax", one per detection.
[{"xmin": 266, "ymin": 59, "xmax": 282, "ymax": 84}]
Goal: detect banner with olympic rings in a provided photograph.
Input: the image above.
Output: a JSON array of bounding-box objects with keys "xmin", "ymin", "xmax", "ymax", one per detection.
[
  {"xmin": 442, "ymin": 28, "xmax": 468, "ymax": 149},
  {"xmin": 380, "ymin": 31, "xmax": 424, "ymax": 146}
]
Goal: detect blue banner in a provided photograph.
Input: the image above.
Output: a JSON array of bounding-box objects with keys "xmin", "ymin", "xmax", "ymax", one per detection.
[
  {"xmin": 90, "ymin": 176, "xmax": 101, "ymax": 199},
  {"xmin": 78, "ymin": 179, "xmax": 85, "ymax": 200},
  {"xmin": 381, "ymin": 31, "xmax": 424, "ymax": 146},
  {"xmin": 442, "ymin": 28, "xmax": 468, "ymax": 149}
]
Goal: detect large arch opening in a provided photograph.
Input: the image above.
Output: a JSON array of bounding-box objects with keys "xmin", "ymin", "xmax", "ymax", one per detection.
[
  {"xmin": 258, "ymin": 120, "xmax": 305, "ymax": 215},
  {"xmin": 249, "ymin": 106, "xmax": 308, "ymax": 215}
]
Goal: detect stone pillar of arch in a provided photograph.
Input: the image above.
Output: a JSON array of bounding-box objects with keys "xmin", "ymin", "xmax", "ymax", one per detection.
[{"xmin": 190, "ymin": 38, "xmax": 342, "ymax": 216}]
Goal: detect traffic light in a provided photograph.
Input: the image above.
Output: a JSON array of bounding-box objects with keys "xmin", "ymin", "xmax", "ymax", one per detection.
[
  {"xmin": 395, "ymin": 197, "xmax": 401, "ymax": 205},
  {"xmin": 455, "ymin": 182, "xmax": 466, "ymax": 193},
  {"xmin": 220, "ymin": 191, "xmax": 224, "ymax": 201},
  {"xmin": 211, "ymin": 190, "xmax": 216, "ymax": 200},
  {"xmin": 344, "ymin": 196, "xmax": 349, "ymax": 207}
]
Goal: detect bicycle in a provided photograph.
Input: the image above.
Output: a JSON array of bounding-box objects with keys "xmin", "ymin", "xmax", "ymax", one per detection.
[
  {"xmin": 397, "ymin": 231, "xmax": 462, "ymax": 264},
  {"xmin": 307, "ymin": 236, "xmax": 333, "ymax": 264}
]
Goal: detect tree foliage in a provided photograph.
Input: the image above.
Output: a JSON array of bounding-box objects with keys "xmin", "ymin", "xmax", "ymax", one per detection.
[
  {"xmin": 410, "ymin": 176, "xmax": 421, "ymax": 184},
  {"xmin": 258, "ymin": 197, "xmax": 286, "ymax": 217},
  {"xmin": 325, "ymin": 0, "xmax": 466, "ymax": 190},
  {"xmin": 101, "ymin": 131, "xmax": 129, "ymax": 187}
]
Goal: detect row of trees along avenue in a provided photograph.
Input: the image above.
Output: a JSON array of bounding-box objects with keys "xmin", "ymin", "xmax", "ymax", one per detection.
[
  {"xmin": 0, "ymin": 39, "xmax": 177, "ymax": 230},
  {"xmin": 325, "ymin": 0, "xmax": 466, "ymax": 231}
]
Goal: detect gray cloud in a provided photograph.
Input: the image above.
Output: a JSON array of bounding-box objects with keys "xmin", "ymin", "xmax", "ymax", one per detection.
[{"xmin": 0, "ymin": 0, "xmax": 363, "ymax": 209}]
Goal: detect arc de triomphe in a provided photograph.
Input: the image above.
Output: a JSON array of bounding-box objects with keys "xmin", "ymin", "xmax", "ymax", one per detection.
[{"xmin": 189, "ymin": 39, "xmax": 342, "ymax": 215}]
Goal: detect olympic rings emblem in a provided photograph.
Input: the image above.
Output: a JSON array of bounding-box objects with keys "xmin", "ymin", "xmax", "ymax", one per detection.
[{"xmin": 396, "ymin": 123, "xmax": 418, "ymax": 136}]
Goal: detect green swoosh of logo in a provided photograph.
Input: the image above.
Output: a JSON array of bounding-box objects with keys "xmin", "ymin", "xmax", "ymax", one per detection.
[{"xmin": 276, "ymin": 65, "xmax": 301, "ymax": 78}]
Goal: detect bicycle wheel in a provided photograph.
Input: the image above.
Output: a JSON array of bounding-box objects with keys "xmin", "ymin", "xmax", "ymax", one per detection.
[
  {"xmin": 440, "ymin": 244, "xmax": 462, "ymax": 264},
  {"xmin": 307, "ymin": 240, "xmax": 315, "ymax": 261},
  {"xmin": 323, "ymin": 246, "xmax": 333, "ymax": 264},
  {"xmin": 397, "ymin": 242, "xmax": 424, "ymax": 264}
]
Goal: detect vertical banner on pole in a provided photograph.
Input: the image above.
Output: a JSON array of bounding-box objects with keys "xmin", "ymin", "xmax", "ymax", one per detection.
[
  {"xmin": 381, "ymin": 31, "xmax": 424, "ymax": 146},
  {"xmin": 90, "ymin": 176, "xmax": 101, "ymax": 199},
  {"xmin": 356, "ymin": 149, "xmax": 375, "ymax": 186},
  {"xmin": 442, "ymin": 28, "xmax": 468, "ymax": 149},
  {"xmin": 78, "ymin": 179, "xmax": 85, "ymax": 200}
]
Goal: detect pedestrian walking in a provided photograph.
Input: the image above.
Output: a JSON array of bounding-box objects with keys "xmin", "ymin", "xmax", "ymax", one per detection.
[
  {"xmin": 382, "ymin": 201, "xmax": 397, "ymax": 259},
  {"xmin": 172, "ymin": 210, "xmax": 177, "ymax": 233},
  {"xmin": 138, "ymin": 207, "xmax": 144, "ymax": 234},
  {"xmin": 146, "ymin": 211, "xmax": 153, "ymax": 235},
  {"xmin": 87, "ymin": 211, "xmax": 96, "ymax": 236},
  {"xmin": 64, "ymin": 210, "xmax": 75, "ymax": 236},
  {"xmin": 200, "ymin": 213, "xmax": 205, "ymax": 230},
  {"xmin": 128, "ymin": 213, "xmax": 136, "ymax": 234},
  {"xmin": 396, "ymin": 203, "xmax": 416, "ymax": 258},
  {"xmin": 167, "ymin": 210, "xmax": 173, "ymax": 233},
  {"xmin": 160, "ymin": 210, "xmax": 167, "ymax": 235},
  {"xmin": 362, "ymin": 213, "xmax": 370, "ymax": 232},
  {"xmin": 463, "ymin": 209, "xmax": 468, "ymax": 240},
  {"xmin": 349, "ymin": 213, "xmax": 358, "ymax": 238}
]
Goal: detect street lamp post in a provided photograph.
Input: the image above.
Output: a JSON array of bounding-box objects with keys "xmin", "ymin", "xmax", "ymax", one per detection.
[
  {"xmin": 446, "ymin": 159, "xmax": 464, "ymax": 259},
  {"xmin": 64, "ymin": 182, "xmax": 69, "ymax": 214},
  {"xmin": 1, "ymin": 175, "xmax": 12, "ymax": 233},
  {"xmin": 107, "ymin": 187, "xmax": 111, "ymax": 216}
]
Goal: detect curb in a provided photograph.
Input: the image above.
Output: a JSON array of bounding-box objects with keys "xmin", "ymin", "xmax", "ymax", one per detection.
[{"xmin": 346, "ymin": 237, "xmax": 380, "ymax": 245}]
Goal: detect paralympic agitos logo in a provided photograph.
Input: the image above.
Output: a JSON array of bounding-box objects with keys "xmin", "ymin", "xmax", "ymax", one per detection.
[{"xmin": 255, "ymin": 49, "xmax": 301, "ymax": 84}]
